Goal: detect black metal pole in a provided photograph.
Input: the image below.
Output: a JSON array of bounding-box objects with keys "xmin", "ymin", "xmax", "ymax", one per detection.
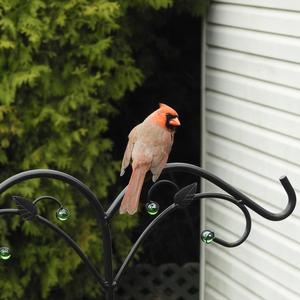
[{"xmin": 103, "ymin": 220, "xmax": 114, "ymax": 300}]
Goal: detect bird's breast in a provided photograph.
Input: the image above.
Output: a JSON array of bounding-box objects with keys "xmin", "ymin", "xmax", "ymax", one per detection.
[{"xmin": 131, "ymin": 123, "xmax": 172, "ymax": 164}]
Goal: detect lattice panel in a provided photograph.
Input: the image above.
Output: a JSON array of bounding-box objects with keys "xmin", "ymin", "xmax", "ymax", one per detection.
[{"xmin": 116, "ymin": 263, "xmax": 199, "ymax": 300}]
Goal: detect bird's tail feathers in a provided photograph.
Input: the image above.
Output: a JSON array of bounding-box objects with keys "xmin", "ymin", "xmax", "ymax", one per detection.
[{"xmin": 119, "ymin": 166, "xmax": 147, "ymax": 215}]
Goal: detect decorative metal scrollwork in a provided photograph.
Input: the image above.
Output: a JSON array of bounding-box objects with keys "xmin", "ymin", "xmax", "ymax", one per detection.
[{"xmin": 0, "ymin": 163, "xmax": 296, "ymax": 300}]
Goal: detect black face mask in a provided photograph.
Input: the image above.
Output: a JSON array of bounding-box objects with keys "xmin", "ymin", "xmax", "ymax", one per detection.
[{"xmin": 165, "ymin": 114, "xmax": 177, "ymax": 131}]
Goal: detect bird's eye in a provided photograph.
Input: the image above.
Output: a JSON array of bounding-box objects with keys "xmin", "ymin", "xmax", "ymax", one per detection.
[{"xmin": 166, "ymin": 113, "xmax": 175, "ymax": 119}]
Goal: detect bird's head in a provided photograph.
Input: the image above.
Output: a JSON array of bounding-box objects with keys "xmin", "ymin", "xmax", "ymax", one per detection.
[{"xmin": 151, "ymin": 103, "xmax": 180, "ymax": 131}]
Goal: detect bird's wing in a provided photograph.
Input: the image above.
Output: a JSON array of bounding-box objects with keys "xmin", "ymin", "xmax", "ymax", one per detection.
[
  {"xmin": 151, "ymin": 154, "xmax": 169, "ymax": 182},
  {"xmin": 151, "ymin": 132, "xmax": 174, "ymax": 182},
  {"xmin": 120, "ymin": 125, "xmax": 139, "ymax": 176}
]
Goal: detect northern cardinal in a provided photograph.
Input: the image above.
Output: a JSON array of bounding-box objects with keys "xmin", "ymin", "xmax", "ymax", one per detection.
[{"xmin": 120, "ymin": 103, "xmax": 180, "ymax": 215}]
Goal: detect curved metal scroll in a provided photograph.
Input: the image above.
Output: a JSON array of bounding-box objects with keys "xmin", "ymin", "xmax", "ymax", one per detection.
[
  {"xmin": 193, "ymin": 193, "xmax": 251, "ymax": 247},
  {"xmin": 0, "ymin": 162, "xmax": 297, "ymax": 300},
  {"xmin": 0, "ymin": 169, "xmax": 113, "ymax": 295},
  {"xmin": 163, "ymin": 163, "xmax": 296, "ymax": 221},
  {"xmin": 143, "ymin": 163, "xmax": 296, "ymax": 247}
]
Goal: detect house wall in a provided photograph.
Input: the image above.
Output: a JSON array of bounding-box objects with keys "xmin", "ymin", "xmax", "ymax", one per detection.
[{"xmin": 202, "ymin": 1, "xmax": 300, "ymax": 299}]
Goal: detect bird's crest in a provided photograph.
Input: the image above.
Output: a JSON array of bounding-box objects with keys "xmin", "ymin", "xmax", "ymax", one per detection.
[{"xmin": 159, "ymin": 103, "xmax": 178, "ymax": 117}]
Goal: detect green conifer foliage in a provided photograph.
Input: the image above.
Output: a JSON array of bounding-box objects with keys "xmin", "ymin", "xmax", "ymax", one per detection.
[
  {"xmin": 0, "ymin": 0, "xmax": 208, "ymax": 299},
  {"xmin": 0, "ymin": 1, "xmax": 143, "ymax": 299}
]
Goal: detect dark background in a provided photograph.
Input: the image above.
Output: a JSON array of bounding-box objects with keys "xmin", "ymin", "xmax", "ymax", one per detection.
[{"xmin": 110, "ymin": 8, "xmax": 201, "ymax": 265}]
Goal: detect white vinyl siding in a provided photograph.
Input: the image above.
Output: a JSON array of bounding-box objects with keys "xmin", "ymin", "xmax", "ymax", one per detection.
[{"xmin": 202, "ymin": 1, "xmax": 300, "ymax": 300}]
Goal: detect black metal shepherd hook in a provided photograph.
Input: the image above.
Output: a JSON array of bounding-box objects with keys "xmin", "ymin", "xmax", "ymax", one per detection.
[{"xmin": 0, "ymin": 163, "xmax": 297, "ymax": 300}]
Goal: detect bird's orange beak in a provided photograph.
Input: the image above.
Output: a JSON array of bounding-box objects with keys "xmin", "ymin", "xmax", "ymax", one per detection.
[{"xmin": 169, "ymin": 117, "xmax": 181, "ymax": 127}]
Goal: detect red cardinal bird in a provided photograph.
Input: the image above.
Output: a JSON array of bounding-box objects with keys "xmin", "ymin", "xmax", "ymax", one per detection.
[{"xmin": 120, "ymin": 103, "xmax": 180, "ymax": 215}]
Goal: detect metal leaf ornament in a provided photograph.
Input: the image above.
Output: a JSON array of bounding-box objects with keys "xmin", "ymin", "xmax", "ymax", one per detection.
[
  {"xmin": 174, "ymin": 183, "xmax": 197, "ymax": 208},
  {"xmin": 12, "ymin": 196, "xmax": 38, "ymax": 221}
]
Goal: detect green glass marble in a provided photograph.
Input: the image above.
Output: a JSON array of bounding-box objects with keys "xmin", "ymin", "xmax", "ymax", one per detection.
[
  {"xmin": 0, "ymin": 247, "xmax": 11, "ymax": 260},
  {"xmin": 56, "ymin": 207, "xmax": 70, "ymax": 221},
  {"xmin": 145, "ymin": 201, "xmax": 159, "ymax": 215},
  {"xmin": 201, "ymin": 230, "xmax": 215, "ymax": 244}
]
